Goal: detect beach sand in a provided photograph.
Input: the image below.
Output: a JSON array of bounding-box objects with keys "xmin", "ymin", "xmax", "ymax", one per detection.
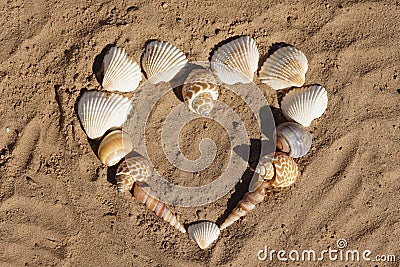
[{"xmin": 0, "ymin": 0, "xmax": 399, "ymax": 266}]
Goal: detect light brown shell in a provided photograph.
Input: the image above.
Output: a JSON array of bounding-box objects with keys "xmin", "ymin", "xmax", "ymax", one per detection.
[
  {"xmin": 115, "ymin": 155, "xmax": 152, "ymax": 193},
  {"xmin": 98, "ymin": 130, "xmax": 133, "ymax": 166},
  {"xmin": 134, "ymin": 183, "xmax": 186, "ymax": 233}
]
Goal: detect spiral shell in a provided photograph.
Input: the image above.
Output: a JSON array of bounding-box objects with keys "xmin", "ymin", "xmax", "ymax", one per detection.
[
  {"xmin": 115, "ymin": 155, "xmax": 152, "ymax": 193},
  {"xmin": 182, "ymin": 69, "xmax": 219, "ymax": 116},
  {"xmin": 98, "ymin": 130, "xmax": 133, "ymax": 166},
  {"xmin": 276, "ymin": 122, "xmax": 312, "ymax": 158},
  {"xmin": 256, "ymin": 152, "xmax": 299, "ymax": 188},
  {"xmin": 77, "ymin": 91, "xmax": 132, "ymax": 139},
  {"xmin": 134, "ymin": 183, "xmax": 186, "ymax": 233},
  {"xmin": 259, "ymin": 45, "xmax": 308, "ymax": 90},
  {"xmin": 281, "ymin": 85, "xmax": 328, "ymax": 127},
  {"xmin": 102, "ymin": 46, "xmax": 142, "ymax": 92},
  {"xmin": 220, "ymin": 181, "xmax": 268, "ymax": 231},
  {"xmin": 220, "ymin": 152, "xmax": 299, "ymax": 230},
  {"xmin": 211, "ymin": 35, "xmax": 259, "ymax": 85},
  {"xmin": 188, "ymin": 221, "xmax": 220, "ymax": 249},
  {"xmin": 141, "ymin": 40, "xmax": 188, "ymax": 84}
]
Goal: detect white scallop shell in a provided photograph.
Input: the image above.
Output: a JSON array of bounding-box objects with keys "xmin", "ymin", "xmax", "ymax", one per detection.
[
  {"xmin": 188, "ymin": 221, "xmax": 220, "ymax": 249},
  {"xmin": 141, "ymin": 41, "xmax": 188, "ymax": 84},
  {"xmin": 78, "ymin": 91, "xmax": 132, "ymax": 139},
  {"xmin": 102, "ymin": 46, "xmax": 142, "ymax": 92},
  {"xmin": 281, "ymin": 85, "xmax": 328, "ymax": 127},
  {"xmin": 211, "ymin": 36, "xmax": 259, "ymax": 85},
  {"xmin": 259, "ymin": 46, "xmax": 308, "ymax": 90}
]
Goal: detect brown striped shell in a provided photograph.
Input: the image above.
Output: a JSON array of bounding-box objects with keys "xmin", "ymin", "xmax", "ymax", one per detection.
[
  {"xmin": 134, "ymin": 183, "xmax": 186, "ymax": 233},
  {"xmin": 220, "ymin": 152, "xmax": 299, "ymax": 230},
  {"xmin": 98, "ymin": 130, "xmax": 133, "ymax": 166},
  {"xmin": 115, "ymin": 155, "xmax": 152, "ymax": 193},
  {"xmin": 182, "ymin": 69, "xmax": 219, "ymax": 116}
]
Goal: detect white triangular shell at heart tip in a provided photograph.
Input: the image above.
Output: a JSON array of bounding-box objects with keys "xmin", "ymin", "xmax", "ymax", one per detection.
[
  {"xmin": 281, "ymin": 85, "xmax": 328, "ymax": 127},
  {"xmin": 77, "ymin": 91, "xmax": 133, "ymax": 139},
  {"xmin": 211, "ymin": 35, "xmax": 259, "ymax": 85},
  {"xmin": 142, "ymin": 41, "xmax": 188, "ymax": 84},
  {"xmin": 259, "ymin": 45, "xmax": 308, "ymax": 90},
  {"xmin": 102, "ymin": 46, "xmax": 142, "ymax": 92},
  {"xmin": 188, "ymin": 221, "xmax": 220, "ymax": 249}
]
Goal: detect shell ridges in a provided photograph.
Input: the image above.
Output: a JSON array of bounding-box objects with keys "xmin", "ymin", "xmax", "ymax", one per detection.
[
  {"xmin": 77, "ymin": 91, "xmax": 132, "ymax": 139},
  {"xmin": 259, "ymin": 46, "xmax": 308, "ymax": 90},
  {"xmin": 102, "ymin": 46, "xmax": 142, "ymax": 92},
  {"xmin": 211, "ymin": 35, "xmax": 259, "ymax": 84},
  {"xmin": 188, "ymin": 221, "xmax": 220, "ymax": 249},
  {"xmin": 142, "ymin": 41, "xmax": 188, "ymax": 84}
]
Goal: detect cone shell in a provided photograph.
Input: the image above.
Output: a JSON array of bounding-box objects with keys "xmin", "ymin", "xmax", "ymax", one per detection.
[
  {"xmin": 188, "ymin": 221, "xmax": 220, "ymax": 249},
  {"xmin": 134, "ymin": 183, "xmax": 186, "ymax": 233},
  {"xmin": 102, "ymin": 46, "xmax": 142, "ymax": 92},
  {"xmin": 141, "ymin": 41, "xmax": 188, "ymax": 84},
  {"xmin": 77, "ymin": 91, "xmax": 132, "ymax": 139},
  {"xmin": 276, "ymin": 122, "xmax": 312, "ymax": 158},
  {"xmin": 257, "ymin": 152, "xmax": 299, "ymax": 188},
  {"xmin": 220, "ymin": 184, "xmax": 267, "ymax": 230},
  {"xmin": 211, "ymin": 36, "xmax": 259, "ymax": 84},
  {"xmin": 259, "ymin": 46, "xmax": 308, "ymax": 90},
  {"xmin": 116, "ymin": 155, "xmax": 152, "ymax": 193},
  {"xmin": 182, "ymin": 69, "xmax": 219, "ymax": 116},
  {"xmin": 281, "ymin": 85, "xmax": 328, "ymax": 127},
  {"xmin": 98, "ymin": 130, "xmax": 133, "ymax": 166}
]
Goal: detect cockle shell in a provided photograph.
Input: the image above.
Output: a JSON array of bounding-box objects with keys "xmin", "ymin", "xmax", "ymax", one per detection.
[
  {"xmin": 188, "ymin": 221, "xmax": 220, "ymax": 249},
  {"xmin": 77, "ymin": 91, "xmax": 132, "ymax": 139},
  {"xmin": 281, "ymin": 85, "xmax": 328, "ymax": 127},
  {"xmin": 255, "ymin": 152, "xmax": 299, "ymax": 188},
  {"xmin": 115, "ymin": 155, "xmax": 152, "ymax": 193},
  {"xmin": 182, "ymin": 68, "xmax": 219, "ymax": 116},
  {"xmin": 276, "ymin": 122, "xmax": 312, "ymax": 158},
  {"xmin": 259, "ymin": 46, "xmax": 308, "ymax": 90},
  {"xmin": 102, "ymin": 46, "xmax": 142, "ymax": 92},
  {"xmin": 134, "ymin": 183, "xmax": 186, "ymax": 233},
  {"xmin": 97, "ymin": 130, "xmax": 133, "ymax": 166},
  {"xmin": 221, "ymin": 152, "xmax": 299, "ymax": 230},
  {"xmin": 211, "ymin": 35, "xmax": 259, "ymax": 84},
  {"xmin": 141, "ymin": 41, "xmax": 188, "ymax": 84}
]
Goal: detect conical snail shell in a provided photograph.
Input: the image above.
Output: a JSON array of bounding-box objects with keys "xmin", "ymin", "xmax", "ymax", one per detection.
[
  {"xmin": 220, "ymin": 182, "xmax": 269, "ymax": 231},
  {"xmin": 115, "ymin": 155, "xmax": 152, "ymax": 193},
  {"xmin": 220, "ymin": 152, "xmax": 299, "ymax": 230},
  {"xmin": 275, "ymin": 122, "xmax": 312, "ymax": 158},
  {"xmin": 98, "ymin": 130, "xmax": 133, "ymax": 166},
  {"xmin": 256, "ymin": 152, "xmax": 299, "ymax": 188},
  {"xmin": 182, "ymin": 69, "xmax": 219, "ymax": 116},
  {"xmin": 134, "ymin": 183, "xmax": 186, "ymax": 234}
]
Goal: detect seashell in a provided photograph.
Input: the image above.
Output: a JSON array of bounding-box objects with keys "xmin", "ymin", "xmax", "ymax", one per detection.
[
  {"xmin": 188, "ymin": 221, "xmax": 220, "ymax": 249},
  {"xmin": 115, "ymin": 155, "xmax": 152, "ymax": 193},
  {"xmin": 141, "ymin": 41, "xmax": 188, "ymax": 84},
  {"xmin": 221, "ymin": 152, "xmax": 299, "ymax": 230},
  {"xmin": 211, "ymin": 35, "xmax": 259, "ymax": 85},
  {"xmin": 220, "ymin": 182, "xmax": 268, "ymax": 230},
  {"xmin": 182, "ymin": 69, "xmax": 219, "ymax": 116},
  {"xmin": 276, "ymin": 122, "xmax": 312, "ymax": 158},
  {"xmin": 102, "ymin": 46, "xmax": 142, "ymax": 92},
  {"xmin": 281, "ymin": 85, "xmax": 328, "ymax": 127},
  {"xmin": 134, "ymin": 183, "xmax": 186, "ymax": 233},
  {"xmin": 97, "ymin": 130, "xmax": 133, "ymax": 166},
  {"xmin": 256, "ymin": 152, "xmax": 299, "ymax": 188},
  {"xmin": 77, "ymin": 91, "xmax": 132, "ymax": 139},
  {"xmin": 259, "ymin": 45, "xmax": 308, "ymax": 90}
]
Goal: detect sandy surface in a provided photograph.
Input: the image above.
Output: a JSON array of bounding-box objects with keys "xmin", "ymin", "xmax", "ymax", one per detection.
[{"xmin": 1, "ymin": 0, "xmax": 399, "ymax": 266}]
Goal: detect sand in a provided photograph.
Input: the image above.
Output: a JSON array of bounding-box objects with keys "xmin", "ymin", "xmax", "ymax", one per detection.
[{"xmin": 0, "ymin": 0, "xmax": 399, "ymax": 266}]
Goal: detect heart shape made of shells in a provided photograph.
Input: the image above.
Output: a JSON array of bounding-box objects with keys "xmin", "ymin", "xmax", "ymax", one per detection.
[{"xmin": 76, "ymin": 36, "xmax": 328, "ymax": 250}]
